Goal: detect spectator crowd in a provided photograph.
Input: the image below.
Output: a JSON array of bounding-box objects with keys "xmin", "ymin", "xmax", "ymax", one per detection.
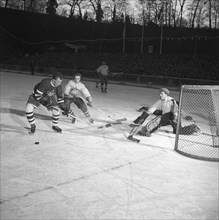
[{"xmin": 1, "ymin": 49, "xmax": 218, "ymax": 81}]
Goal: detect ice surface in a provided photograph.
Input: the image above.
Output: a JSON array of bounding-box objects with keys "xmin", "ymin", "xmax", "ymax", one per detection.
[{"xmin": 0, "ymin": 71, "xmax": 218, "ymax": 219}]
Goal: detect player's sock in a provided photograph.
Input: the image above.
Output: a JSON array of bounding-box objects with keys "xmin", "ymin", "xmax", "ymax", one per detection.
[
  {"xmin": 26, "ymin": 111, "xmax": 35, "ymax": 125},
  {"xmin": 52, "ymin": 112, "xmax": 61, "ymax": 131},
  {"xmin": 26, "ymin": 111, "xmax": 36, "ymax": 133}
]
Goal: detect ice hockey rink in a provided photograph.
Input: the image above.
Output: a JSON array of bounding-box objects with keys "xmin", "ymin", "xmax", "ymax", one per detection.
[{"xmin": 0, "ymin": 71, "xmax": 218, "ymax": 220}]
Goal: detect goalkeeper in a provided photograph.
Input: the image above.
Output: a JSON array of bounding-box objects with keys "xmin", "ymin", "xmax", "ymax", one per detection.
[{"xmin": 130, "ymin": 88, "xmax": 178, "ymax": 137}]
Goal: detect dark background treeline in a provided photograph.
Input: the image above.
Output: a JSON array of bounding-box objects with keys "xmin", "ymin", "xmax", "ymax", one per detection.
[{"xmin": 1, "ymin": 7, "xmax": 219, "ymax": 55}]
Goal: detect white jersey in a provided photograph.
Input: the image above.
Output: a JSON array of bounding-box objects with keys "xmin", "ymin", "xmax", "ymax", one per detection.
[
  {"xmin": 97, "ymin": 64, "xmax": 109, "ymax": 76},
  {"xmin": 150, "ymin": 96, "xmax": 178, "ymax": 114},
  {"xmin": 64, "ymin": 80, "xmax": 91, "ymax": 99}
]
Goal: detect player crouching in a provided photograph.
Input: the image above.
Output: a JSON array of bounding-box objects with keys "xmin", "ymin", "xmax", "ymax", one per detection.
[{"xmin": 63, "ymin": 73, "xmax": 94, "ymax": 124}]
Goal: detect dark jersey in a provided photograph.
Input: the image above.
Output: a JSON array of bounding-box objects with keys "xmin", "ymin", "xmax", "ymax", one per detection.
[{"xmin": 33, "ymin": 78, "xmax": 64, "ymax": 105}]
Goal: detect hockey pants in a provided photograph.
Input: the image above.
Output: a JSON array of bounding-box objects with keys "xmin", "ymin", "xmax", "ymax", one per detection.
[{"xmin": 64, "ymin": 97, "xmax": 90, "ymax": 117}]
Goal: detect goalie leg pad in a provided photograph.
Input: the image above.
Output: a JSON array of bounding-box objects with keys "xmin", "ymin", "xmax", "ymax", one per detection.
[
  {"xmin": 140, "ymin": 115, "xmax": 161, "ymax": 135},
  {"xmin": 133, "ymin": 112, "xmax": 149, "ymax": 125}
]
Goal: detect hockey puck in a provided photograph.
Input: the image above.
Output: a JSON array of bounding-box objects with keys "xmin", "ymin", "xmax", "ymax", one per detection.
[
  {"xmin": 34, "ymin": 142, "xmax": 39, "ymax": 145},
  {"xmin": 184, "ymin": 115, "xmax": 193, "ymax": 121}
]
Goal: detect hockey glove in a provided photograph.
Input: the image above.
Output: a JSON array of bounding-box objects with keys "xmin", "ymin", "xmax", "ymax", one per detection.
[
  {"xmin": 39, "ymin": 96, "xmax": 53, "ymax": 111},
  {"xmin": 59, "ymin": 103, "xmax": 69, "ymax": 116}
]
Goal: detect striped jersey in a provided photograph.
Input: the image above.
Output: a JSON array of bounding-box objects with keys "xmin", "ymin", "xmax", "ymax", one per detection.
[{"xmin": 33, "ymin": 78, "xmax": 64, "ymax": 105}]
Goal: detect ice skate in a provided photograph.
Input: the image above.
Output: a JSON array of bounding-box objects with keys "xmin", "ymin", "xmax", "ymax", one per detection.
[
  {"xmin": 127, "ymin": 135, "xmax": 140, "ymax": 143},
  {"xmin": 72, "ymin": 117, "xmax": 76, "ymax": 124},
  {"xmin": 87, "ymin": 117, "xmax": 94, "ymax": 124},
  {"xmin": 29, "ymin": 124, "xmax": 36, "ymax": 134},
  {"xmin": 137, "ymin": 131, "xmax": 151, "ymax": 137},
  {"xmin": 52, "ymin": 126, "xmax": 62, "ymax": 133}
]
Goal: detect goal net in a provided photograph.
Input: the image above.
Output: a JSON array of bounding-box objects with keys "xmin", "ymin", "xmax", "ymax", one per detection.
[{"xmin": 174, "ymin": 85, "xmax": 219, "ymax": 162}]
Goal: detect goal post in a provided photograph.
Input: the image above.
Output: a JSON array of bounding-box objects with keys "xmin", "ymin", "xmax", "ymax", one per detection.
[{"xmin": 174, "ymin": 85, "xmax": 219, "ymax": 162}]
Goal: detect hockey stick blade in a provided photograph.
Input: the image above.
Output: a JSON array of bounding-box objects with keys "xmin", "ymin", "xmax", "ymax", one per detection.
[
  {"xmin": 108, "ymin": 116, "xmax": 127, "ymax": 122},
  {"xmin": 98, "ymin": 121, "xmax": 122, "ymax": 129},
  {"xmin": 127, "ymin": 135, "xmax": 140, "ymax": 143},
  {"xmin": 98, "ymin": 123, "xmax": 112, "ymax": 129}
]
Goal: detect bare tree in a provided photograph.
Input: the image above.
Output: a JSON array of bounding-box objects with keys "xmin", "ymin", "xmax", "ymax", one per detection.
[
  {"xmin": 212, "ymin": 0, "xmax": 219, "ymax": 28},
  {"xmin": 46, "ymin": 0, "xmax": 58, "ymax": 15},
  {"xmin": 3, "ymin": 0, "xmax": 23, "ymax": 9},
  {"xmin": 1, "ymin": 0, "xmax": 218, "ymax": 28},
  {"xmin": 137, "ymin": 0, "xmax": 156, "ymax": 24},
  {"xmin": 103, "ymin": 0, "xmax": 130, "ymax": 23},
  {"xmin": 89, "ymin": 0, "xmax": 103, "ymax": 22},
  {"xmin": 208, "ymin": 0, "xmax": 212, "ymax": 28},
  {"xmin": 178, "ymin": 0, "xmax": 187, "ymax": 27},
  {"xmin": 191, "ymin": 0, "xmax": 201, "ymax": 28},
  {"xmin": 171, "ymin": 0, "xmax": 178, "ymax": 27}
]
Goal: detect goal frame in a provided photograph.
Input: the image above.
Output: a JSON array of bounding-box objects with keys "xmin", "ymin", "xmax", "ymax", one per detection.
[{"xmin": 174, "ymin": 85, "xmax": 219, "ymax": 162}]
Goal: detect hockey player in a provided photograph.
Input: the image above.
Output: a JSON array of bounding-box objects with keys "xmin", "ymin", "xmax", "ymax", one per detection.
[
  {"xmin": 25, "ymin": 72, "xmax": 68, "ymax": 134},
  {"xmin": 96, "ymin": 61, "xmax": 110, "ymax": 93},
  {"xmin": 129, "ymin": 88, "xmax": 178, "ymax": 137},
  {"xmin": 63, "ymin": 73, "xmax": 93, "ymax": 124}
]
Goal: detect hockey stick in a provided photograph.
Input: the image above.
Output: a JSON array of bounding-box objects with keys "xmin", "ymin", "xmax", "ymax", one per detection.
[
  {"xmin": 92, "ymin": 104, "xmax": 127, "ymax": 122},
  {"xmin": 52, "ymin": 107, "xmax": 92, "ymax": 125},
  {"xmin": 110, "ymin": 72, "xmax": 124, "ymax": 76},
  {"xmin": 78, "ymin": 96, "xmax": 127, "ymax": 123},
  {"xmin": 98, "ymin": 121, "xmax": 122, "ymax": 129}
]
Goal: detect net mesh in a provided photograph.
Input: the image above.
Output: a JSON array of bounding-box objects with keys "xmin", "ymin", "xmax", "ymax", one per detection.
[{"xmin": 174, "ymin": 85, "xmax": 219, "ymax": 161}]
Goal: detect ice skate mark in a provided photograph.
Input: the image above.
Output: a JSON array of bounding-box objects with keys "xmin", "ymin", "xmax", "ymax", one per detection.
[{"xmin": 0, "ymin": 162, "xmax": 134, "ymax": 205}]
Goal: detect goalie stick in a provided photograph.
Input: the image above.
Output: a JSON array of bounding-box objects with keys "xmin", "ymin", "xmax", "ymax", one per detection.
[
  {"xmin": 127, "ymin": 124, "xmax": 141, "ymax": 143},
  {"xmin": 127, "ymin": 135, "xmax": 140, "ymax": 143}
]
